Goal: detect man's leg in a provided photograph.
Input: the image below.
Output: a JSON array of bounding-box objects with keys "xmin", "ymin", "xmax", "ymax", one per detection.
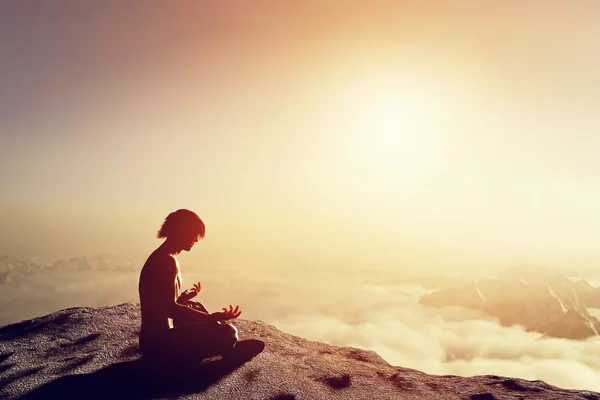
[
  {"xmin": 187, "ymin": 301, "xmax": 209, "ymax": 313},
  {"xmin": 166, "ymin": 322, "xmax": 238, "ymax": 360},
  {"xmin": 173, "ymin": 301, "xmax": 209, "ymax": 327}
]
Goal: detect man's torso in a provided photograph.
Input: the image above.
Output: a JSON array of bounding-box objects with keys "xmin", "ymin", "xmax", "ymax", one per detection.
[{"xmin": 138, "ymin": 250, "xmax": 181, "ymax": 342}]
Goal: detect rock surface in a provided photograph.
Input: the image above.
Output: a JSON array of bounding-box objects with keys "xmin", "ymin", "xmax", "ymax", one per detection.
[{"xmin": 0, "ymin": 303, "xmax": 598, "ymax": 399}]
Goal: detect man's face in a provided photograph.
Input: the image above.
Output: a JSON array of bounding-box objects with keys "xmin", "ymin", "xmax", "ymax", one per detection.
[{"xmin": 183, "ymin": 233, "xmax": 200, "ymax": 251}]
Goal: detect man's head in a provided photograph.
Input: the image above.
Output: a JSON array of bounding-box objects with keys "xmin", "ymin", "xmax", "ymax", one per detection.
[{"xmin": 157, "ymin": 209, "xmax": 205, "ymax": 251}]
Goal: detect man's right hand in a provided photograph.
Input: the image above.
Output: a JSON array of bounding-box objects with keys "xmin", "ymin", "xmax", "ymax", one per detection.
[{"xmin": 211, "ymin": 305, "xmax": 242, "ymax": 322}]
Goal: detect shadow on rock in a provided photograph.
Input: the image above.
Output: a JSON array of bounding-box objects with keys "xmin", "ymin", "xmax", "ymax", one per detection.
[{"xmin": 21, "ymin": 339, "xmax": 265, "ymax": 400}]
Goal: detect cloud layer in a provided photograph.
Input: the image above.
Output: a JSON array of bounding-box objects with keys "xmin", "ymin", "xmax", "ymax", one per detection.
[{"xmin": 1, "ymin": 260, "xmax": 599, "ymax": 392}]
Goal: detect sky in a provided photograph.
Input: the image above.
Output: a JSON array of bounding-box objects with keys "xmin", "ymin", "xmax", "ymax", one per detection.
[{"xmin": 2, "ymin": 1, "xmax": 600, "ymax": 270}]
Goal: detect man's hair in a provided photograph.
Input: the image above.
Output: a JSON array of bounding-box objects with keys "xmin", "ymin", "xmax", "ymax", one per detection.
[{"xmin": 157, "ymin": 209, "xmax": 206, "ymax": 240}]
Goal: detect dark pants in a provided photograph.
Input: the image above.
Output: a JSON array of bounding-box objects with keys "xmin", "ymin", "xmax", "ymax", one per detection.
[{"xmin": 141, "ymin": 302, "xmax": 238, "ymax": 362}]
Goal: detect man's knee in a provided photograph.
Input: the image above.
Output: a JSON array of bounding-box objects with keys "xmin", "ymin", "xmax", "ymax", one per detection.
[{"xmin": 221, "ymin": 323, "xmax": 238, "ymax": 347}]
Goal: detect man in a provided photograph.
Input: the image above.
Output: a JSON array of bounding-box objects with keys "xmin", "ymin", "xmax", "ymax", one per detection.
[{"xmin": 138, "ymin": 209, "xmax": 241, "ymax": 361}]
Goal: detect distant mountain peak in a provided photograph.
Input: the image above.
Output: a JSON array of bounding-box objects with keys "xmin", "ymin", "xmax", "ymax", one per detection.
[{"xmin": 420, "ymin": 270, "xmax": 600, "ymax": 339}]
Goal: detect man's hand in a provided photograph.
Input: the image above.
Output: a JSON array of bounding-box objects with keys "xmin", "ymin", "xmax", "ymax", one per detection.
[
  {"xmin": 177, "ymin": 282, "xmax": 201, "ymax": 303},
  {"xmin": 211, "ymin": 305, "xmax": 242, "ymax": 322}
]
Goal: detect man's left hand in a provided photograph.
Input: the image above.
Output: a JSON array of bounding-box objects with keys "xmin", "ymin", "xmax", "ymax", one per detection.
[{"xmin": 178, "ymin": 281, "xmax": 201, "ymax": 302}]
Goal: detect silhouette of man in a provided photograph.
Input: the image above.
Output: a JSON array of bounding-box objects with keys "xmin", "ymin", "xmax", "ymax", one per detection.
[{"xmin": 138, "ymin": 209, "xmax": 242, "ymax": 361}]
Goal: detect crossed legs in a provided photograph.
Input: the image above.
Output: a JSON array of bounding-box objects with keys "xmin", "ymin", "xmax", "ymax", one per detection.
[{"xmin": 142, "ymin": 302, "xmax": 238, "ymax": 362}]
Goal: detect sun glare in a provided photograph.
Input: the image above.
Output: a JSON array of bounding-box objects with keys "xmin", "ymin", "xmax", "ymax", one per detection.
[{"xmin": 333, "ymin": 70, "xmax": 444, "ymax": 185}]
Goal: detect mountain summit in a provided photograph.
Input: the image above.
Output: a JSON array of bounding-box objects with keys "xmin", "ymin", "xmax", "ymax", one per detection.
[
  {"xmin": 0, "ymin": 303, "xmax": 598, "ymax": 399},
  {"xmin": 420, "ymin": 268, "xmax": 600, "ymax": 339}
]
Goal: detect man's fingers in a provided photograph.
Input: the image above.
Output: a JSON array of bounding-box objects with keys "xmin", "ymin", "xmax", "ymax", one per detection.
[{"xmin": 219, "ymin": 305, "xmax": 242, "ymax": 319}]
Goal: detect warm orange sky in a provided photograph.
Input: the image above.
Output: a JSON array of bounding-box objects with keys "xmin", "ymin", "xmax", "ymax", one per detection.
[{"xmin": 2, "ymin": 2, "xmax": 600, "ymax": 269}]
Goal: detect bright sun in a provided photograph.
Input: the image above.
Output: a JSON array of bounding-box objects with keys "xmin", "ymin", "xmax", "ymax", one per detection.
[{"xmin": 333, "ymin": 71, "xmax": 443, "ymax": 185}]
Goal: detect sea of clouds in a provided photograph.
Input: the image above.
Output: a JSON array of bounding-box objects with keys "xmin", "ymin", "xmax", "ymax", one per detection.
[{"xmin": 1, "ymin": 256, "xmax": 599, "ymax": 392}]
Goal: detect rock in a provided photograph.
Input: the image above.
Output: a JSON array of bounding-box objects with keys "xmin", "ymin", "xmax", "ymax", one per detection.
[{"xmin": 0, "ymin": 303, "xmax": 598, "ymax": 399}]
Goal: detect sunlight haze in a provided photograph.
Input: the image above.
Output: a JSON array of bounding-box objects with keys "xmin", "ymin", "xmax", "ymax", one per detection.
[{"xmin": 2, "ymin": 1, "xmax": 600, "ymax": 269}]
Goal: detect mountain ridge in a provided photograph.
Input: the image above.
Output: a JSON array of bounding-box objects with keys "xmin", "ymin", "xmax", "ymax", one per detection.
[{"xmin": 420, "ymin": 270, "xmax": 600, "ymax": 339}]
